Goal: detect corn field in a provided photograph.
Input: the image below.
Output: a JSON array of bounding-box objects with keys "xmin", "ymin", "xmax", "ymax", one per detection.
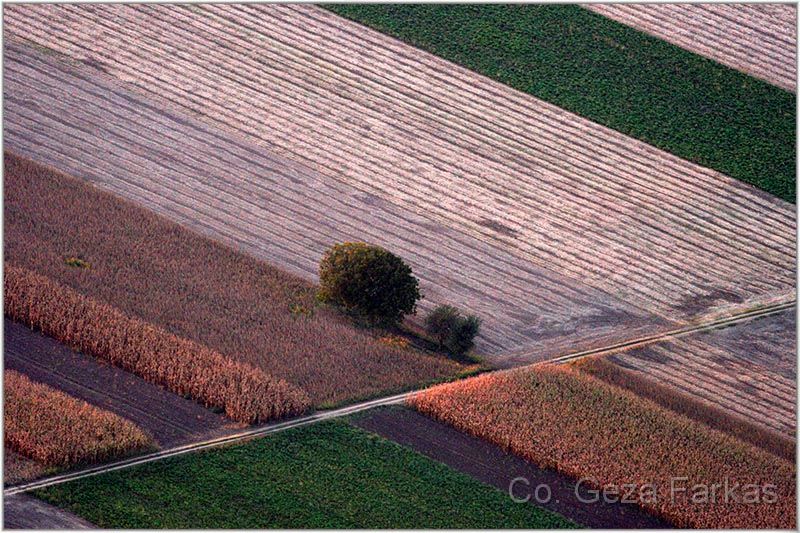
[
  {"xmin": 573, "ymin": 356, "xmax": 795, "ymax": 462},
  {"xmin": 4, "ymin": 370, "xmax": 154, "ymax": 467},
  {"xmin": 408, "ymin": 365, "xmax": 796, "ymax": 529},
  {"xmin": 3, "ymin": 152, "xmax": 464, "ymax": 405},
  {"xmin": 4, "ymin": 265, "xmax": 312, "ymax": 424}
]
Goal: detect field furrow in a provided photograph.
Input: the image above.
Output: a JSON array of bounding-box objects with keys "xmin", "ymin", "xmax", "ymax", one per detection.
[
  {"xmin": 610, "ymin": 309, "xmax": 797, "ymax": 435},
  {"xmin": 4, "ymin": 42, "xmax": 666, "ymax": 359},
  {"xmin": 3, "ymin": 4, "xmax": 795, "ymax": 330},
  {"xmin": 585, "ymin": 3, "xmax": 796, "ymax": 91}
]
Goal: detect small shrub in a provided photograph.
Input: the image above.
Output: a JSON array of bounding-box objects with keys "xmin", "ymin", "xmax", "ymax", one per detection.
[
  {"xmin": 64, "ymin": 257, "xmax": 89, "ymax": 268},
  {"xmin": 378, "ymin": 334, "xmax": 411, "ymax": 350},
  {"xmin": 5, "ymin": 153, "xmax": 463, "ymax": 407},
  {"xmin": 318, "ymin": 242, "xmax": 420, "ymax": 325},
  {"xmin": 425, "ymin": 305, "xmax": 481, "ymax": 356}
]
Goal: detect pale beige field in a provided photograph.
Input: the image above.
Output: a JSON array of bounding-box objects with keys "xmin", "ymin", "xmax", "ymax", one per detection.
[
  {"xmin": 4, "ymin": 5, "xmax": 795, "ymax": 352},
  {"xmin": 610, "ymin": 309, "xmax": 796, "ymax": 435},
  {"xmin": 585, "ymin": 3, "xmax": 797, "ymax": 91}
]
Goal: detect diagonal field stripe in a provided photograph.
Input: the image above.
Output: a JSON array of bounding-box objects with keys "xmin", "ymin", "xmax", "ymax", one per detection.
[{"xmin": 4, "ymin": 299, "xmax": 793, "ymax": 497}]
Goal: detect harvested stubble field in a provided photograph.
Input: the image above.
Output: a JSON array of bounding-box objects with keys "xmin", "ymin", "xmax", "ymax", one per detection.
[
  {"xmin": 4, "ymin": 495, "xmax": 95, "ymax": 530},
  {"xmin": 2, "ymin": 41, "xmax": 666, "ymax": 361},
  {"xmin": 327, "ymin": 4, "xmax": 796, "ymax": 201},
  {"xmin": 4, "ymin": 370, "xmax": 154, "ymax": 468},
  {"xmin": 409, "ymin": 365, "xmax": 796, "ymax": 529},
  {"xmin": 574, "ymin": 357, "xmax": 795, "ymax": 462},
  {"xmin": 3, "ymin": 6, "xmax": 796, "ymax": 362},
  {"xmin": 4, "ymin": 153, "xmax": 464, "ymax": 407},
  {"xmin": 584, "ymin": 3, "xmax": 797, "ymax": 92},
  {"xmin": 607, "ymin": 309, "xmax": 797, "ymax": 436}
]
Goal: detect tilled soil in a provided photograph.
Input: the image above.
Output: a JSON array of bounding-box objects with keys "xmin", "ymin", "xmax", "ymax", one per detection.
[
  {"xmin": 4, "ymin": 495, "xmax": 95, "ymax": 530},
  {"xmin": 4, "ymin": 450, "xmax": 50, "ymax": 487},
  {"xmin": 611, "ymin": 309, "xmax": 797, "ymax": 435},
  {"xmin": 4, "ymin": 319, "xmax": 239, "ymax": 448},
  {"xmin": 585, "ymin": 3, "xmax": 797, "ymax": 91},
  {"xmin": 352, "ymin": 407, "xmax": 670, "ymax": 529}
]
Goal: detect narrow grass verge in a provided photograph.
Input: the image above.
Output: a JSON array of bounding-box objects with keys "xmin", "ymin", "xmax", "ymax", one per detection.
[
  {"xmin": 408, "ymin": 365, "xmax": 795, "ymax": 528},
  {"xmin": 325, "ymin": 4, "xmax": 795, "ymax": 202},
  {"xmin": 32, "ymin": 421, "xmax": 576, "ymax": 528},
  {"xmin": 4, "ymin": 370, "xmax": 155, "ymax": 468}
]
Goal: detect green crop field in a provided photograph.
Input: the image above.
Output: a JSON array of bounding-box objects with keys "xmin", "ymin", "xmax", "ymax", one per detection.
[
  {"xmin": 326, "ymin": 4, "xmax": 796, "ymax": 203},
  {"xmin": 33, "ymin": 421, "xmax": 576, "ymax": 528}
]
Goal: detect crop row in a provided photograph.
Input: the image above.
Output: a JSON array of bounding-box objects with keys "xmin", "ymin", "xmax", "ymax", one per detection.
[
  {"xmin": 325, "ymin": 3, "xmax": 796, "ymax": 200},
  {"xmin": 607, "ymin": 312, "xmax": 797, "ymax": 436},
  {"xmin": 573, "ymin": 357, "xmax": 795, "ymax": 461},
  {"xmin": 408, "ymin": 365, "xmax": 796, "ymax": 528},
  {"xmin": 5, "ymin": 370, "xmax": 154, "ymax": 467},
  {"xmin": 3, "ymin": 4, "xmax": 794, "ymax": 326},
  {"xmin": 584, "ymin": 4, "xmax": 796, "ymax": 92},
  {"xmin": 2, "ymin": 47, "xmax": 667, "ymax": 361},
  {"xmin": 5, "ymin": 264, "xmax": 311, "ymax": 424},
  {"xmin": 4, "ymin": 152, "xmax": 463, "ymax": 402}
]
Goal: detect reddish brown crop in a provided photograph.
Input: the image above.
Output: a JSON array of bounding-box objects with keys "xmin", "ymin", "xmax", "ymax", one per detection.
[
  {"xmin": 3, "ymin": 152, "xmax": 463, "ymax": 406},
  {"xmin": 408, "ymin": 365, "xmax": 796, "ymax": 529},
  {"xmin": 4, "ymin": 370, "xmax": 154, "ymax": 467},
  {"xmin": 573, "ymin": 356, "xmax": 795, "ymax": 462},
  {"xmin": 5, "ymin": 265, "xmax": 311, "ymax": 424}
]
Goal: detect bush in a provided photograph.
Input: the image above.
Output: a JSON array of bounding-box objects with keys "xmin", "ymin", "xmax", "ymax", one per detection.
[
  {"xmin": 318, "ymin": 242, "xmax": 420, "ymax": 325},
  {"xmin": 425, "ymin": 305, "xmax": 481, "ymax": 356}
]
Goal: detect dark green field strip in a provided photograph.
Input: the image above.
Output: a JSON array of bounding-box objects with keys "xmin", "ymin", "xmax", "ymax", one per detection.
[
  {"xmin": 33, "ymin": 421, "xmax": 576, "ymax": 529},
  {"xmin": 325, "ymin": 4, "xmax": 796, "ymax": 202}
]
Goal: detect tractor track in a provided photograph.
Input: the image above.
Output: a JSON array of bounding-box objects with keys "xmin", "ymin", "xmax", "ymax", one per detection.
[{"xmin": 5, "ymin": 298, "xmax": 794, "ymax": 497}]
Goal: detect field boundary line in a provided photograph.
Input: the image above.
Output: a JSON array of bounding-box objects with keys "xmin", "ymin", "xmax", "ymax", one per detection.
[
  {"xmin": 4, "ymin": 299, "xmax": 794, "ymax": 496},
  {"xmin": 3, "ymin": 391, "xmax": 410, "ymax": 497},
  {"xmin": 543, "ymin": 300, "xmax": 796, "ymax": 365}
]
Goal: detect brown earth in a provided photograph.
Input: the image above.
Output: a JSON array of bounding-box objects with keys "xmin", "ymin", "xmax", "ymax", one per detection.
[
  {"xmin": 5, "ymin": 319, "xmax": 238, "ymax": 448},
  {"xmin": 4, "ymin": 450, "xmax": 51, "ymax": 486},
  {"xmin": 574, "ymin": 355, "xmax": 795, "ymax": 461},
  {"xmin": 609, "ymin": 309, "xmax": 797, "ymax": 436},
  {"xmin": 585, "ymin": 3, "xmax": 797, "ymax": 91},
  {"xmin": 4, "ymin": 495, "xmax": 95, "ymax": 529},
  {"xmin": 353, "ymin": 407, "xmax": 670, "ymax": 529},
  {"xmin": 3, "ymin": 151, "xmax": 464, "ymax": 406},
  {"xmin": 408, "ymin": 365, "xmax": 796, "ymax": 529}
]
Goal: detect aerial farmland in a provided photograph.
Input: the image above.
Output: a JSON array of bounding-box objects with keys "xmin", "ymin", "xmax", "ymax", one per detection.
[{"xmin": 2, "ymin": 3, "xmax": 796, "ymax": 530}]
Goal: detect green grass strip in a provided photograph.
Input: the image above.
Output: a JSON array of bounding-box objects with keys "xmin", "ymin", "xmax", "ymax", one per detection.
[
  {"xmin": 324, "ymin": 4, "xmax": 796, "ymax": 203},
  {"xmin": 33, "ymin": 421, "xmax": 577, "ymax": 528}
]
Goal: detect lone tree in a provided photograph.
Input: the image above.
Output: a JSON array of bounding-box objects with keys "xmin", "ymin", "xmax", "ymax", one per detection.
[
  {"xmin": 425, "ymin": 304, "xmax": 481, "ymax": 356},
  {"xmin": 318, "ymin": 242, "xmax": 421, "ymax": 325}
]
